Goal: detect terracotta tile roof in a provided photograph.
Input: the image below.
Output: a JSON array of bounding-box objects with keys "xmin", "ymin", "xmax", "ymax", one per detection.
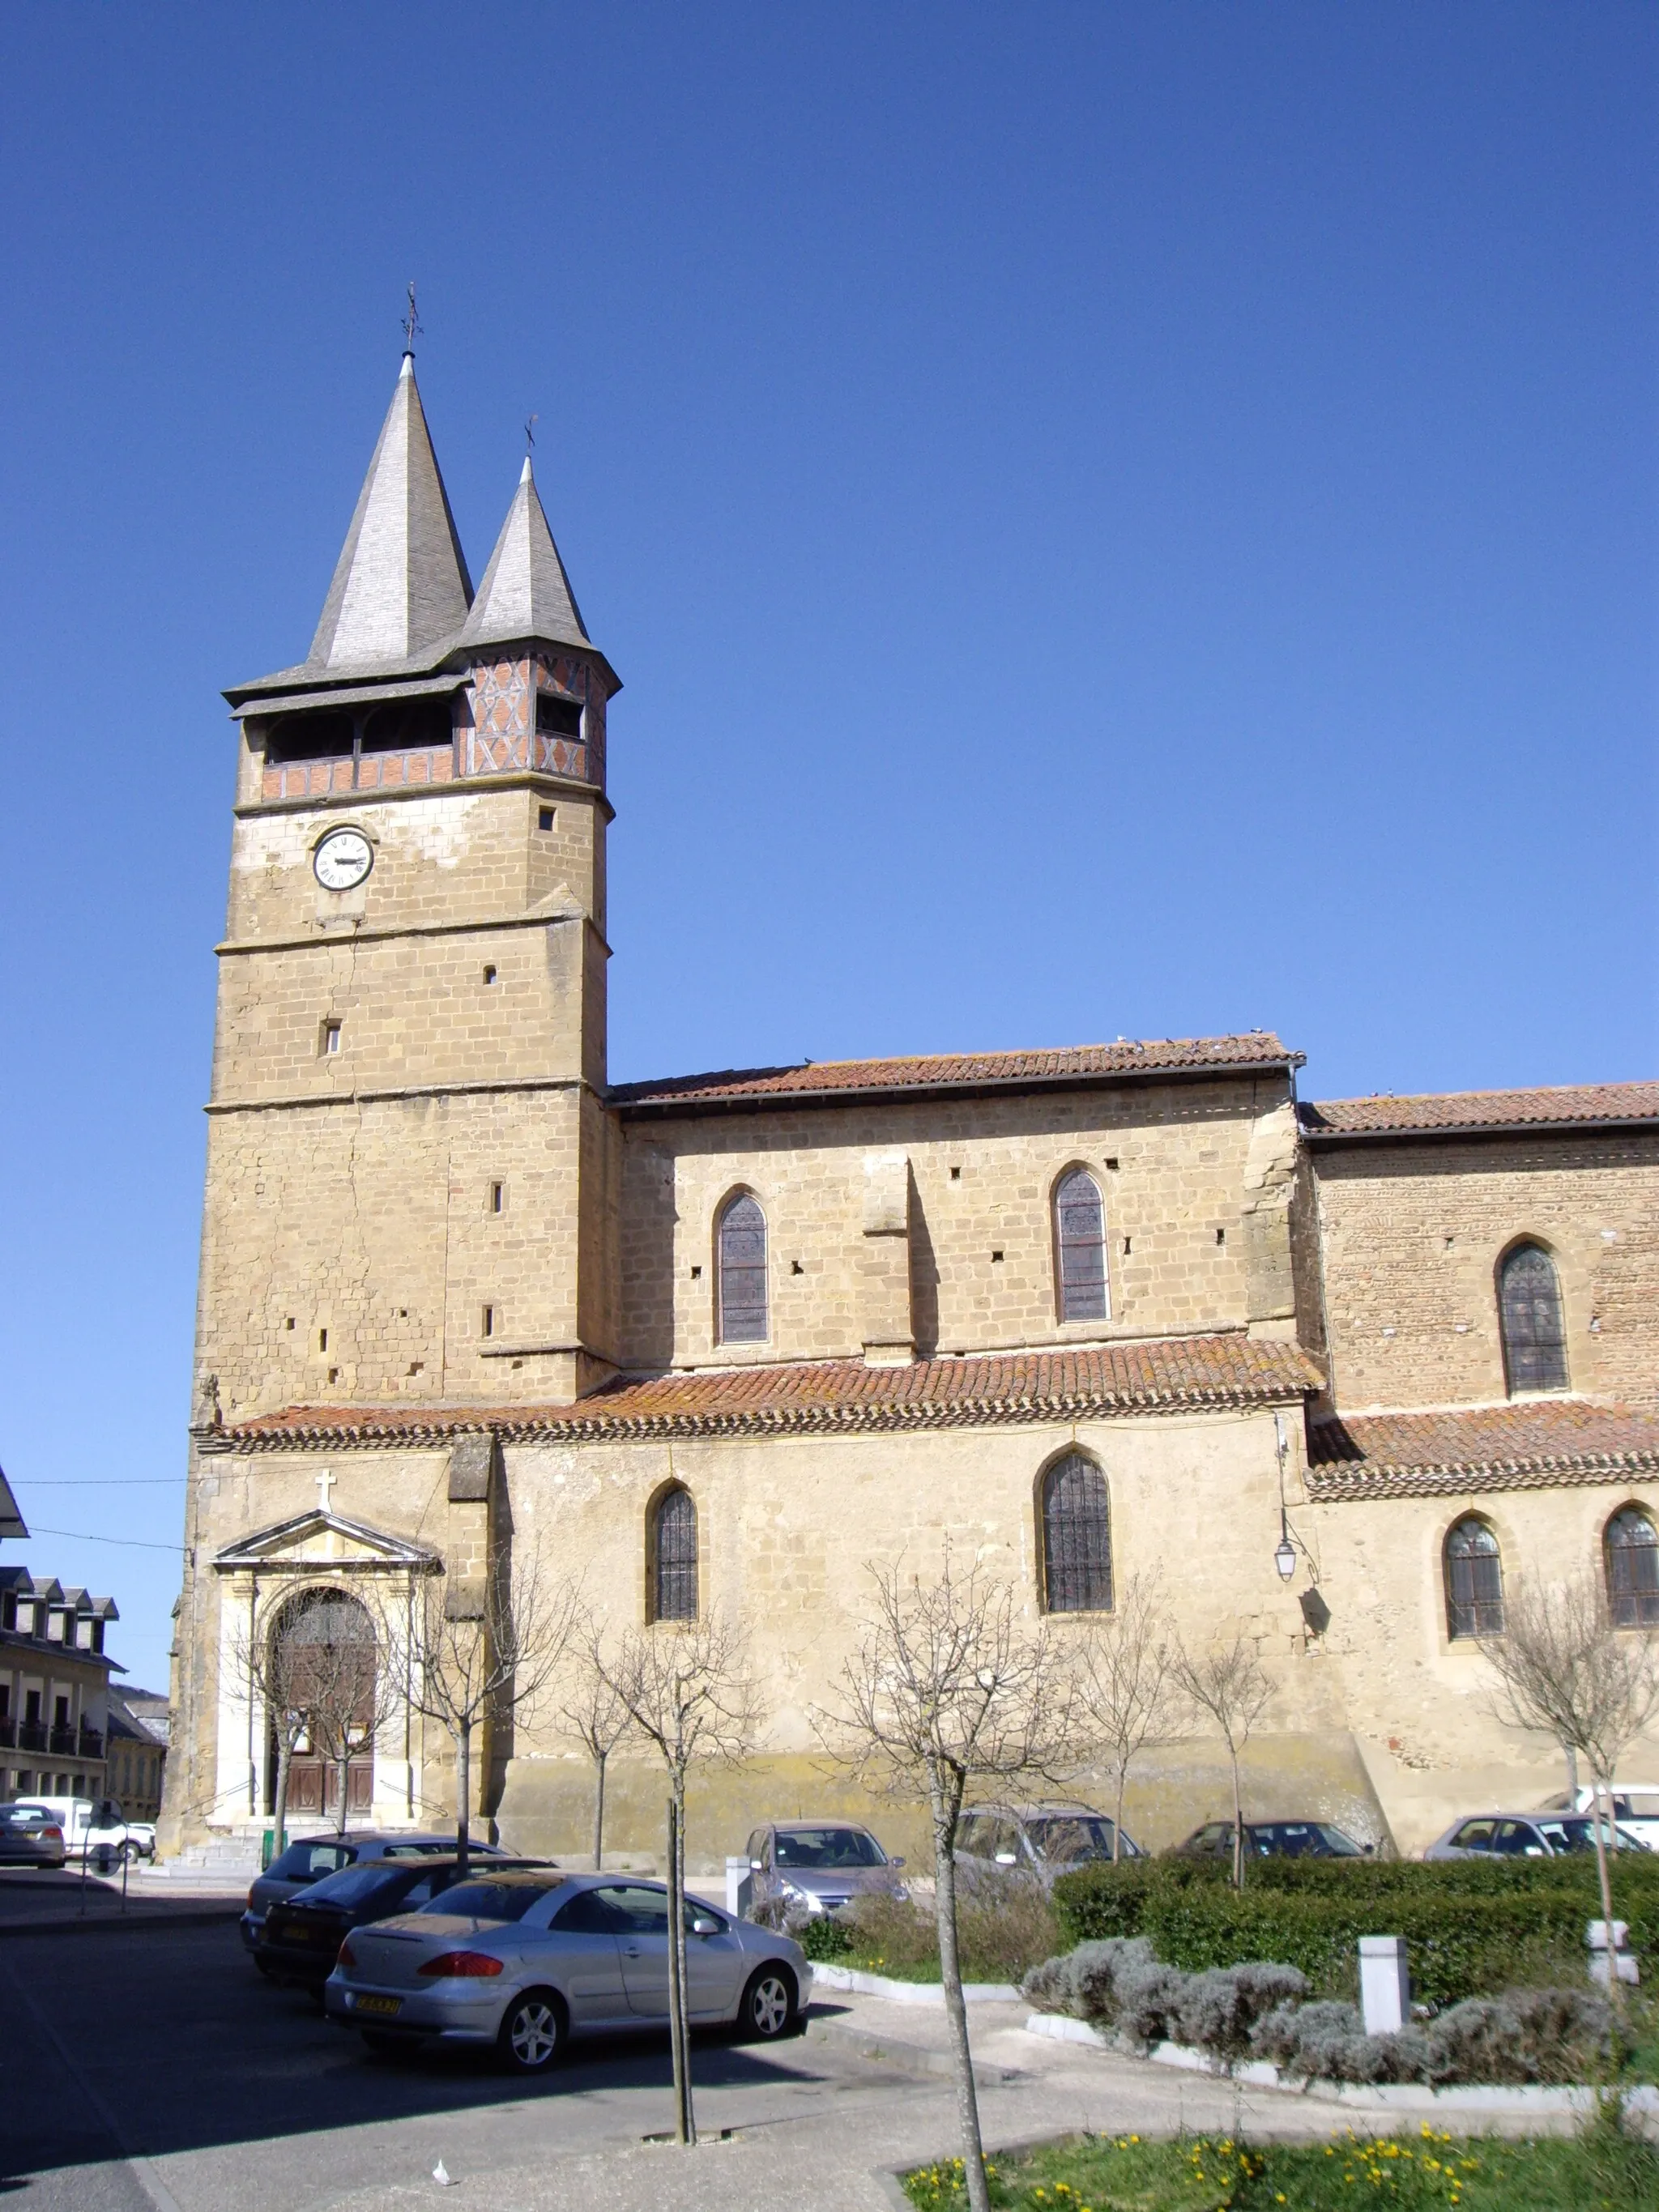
[
  {"xmin": 1307, "ymin": 1400, "xmax": 1659, "ymax": 1502},
  {"xmin": 1299, "ymin": 1082, "xmax": 1659, "ymax": 1143},
  {"xmin": 211, "ymin": 1334, "xmax": 1324, "ymax": 1452},
  {"xmin": 612, "ymin": 1034, "xmax": 1301, "ymax": 1114}
]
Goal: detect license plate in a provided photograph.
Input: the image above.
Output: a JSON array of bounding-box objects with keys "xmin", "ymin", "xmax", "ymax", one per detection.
[
  {"xmin": 352, "ymin": 1994, "xmax": 403, "ymax": 2018},
  {"xmin": 280, "ymin": 1927, "xmax": 313, "ymax": 1945}
]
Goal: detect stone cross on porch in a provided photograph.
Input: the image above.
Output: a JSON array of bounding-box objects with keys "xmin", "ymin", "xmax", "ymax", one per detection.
[{"xmin": 314, "ymin": 1468, "xmax": 337, "ymax": 1515}]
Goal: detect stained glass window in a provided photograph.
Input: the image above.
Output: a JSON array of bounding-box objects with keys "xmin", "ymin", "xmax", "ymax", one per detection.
[
  {"xmin": 1606, "ymin": 1507, "xmax": 1659, "ymax": 1630},
  {"xmin": 1042, "ymin": 1452, "xmax": 1112, "ymax": 1613},
  {"xmin": 1499, "ymin": 1244, "xmax": 1568, "ymax": 1395},
  {"xmin": 653, "ymin": 1488, "xmax": 698, "ymax": 1623},
  {"xmin": 1445, "ymin": 1517, "xmax": 1504, "ymax": 1639},
  {"xmin": 1055, "ymin": 1169, "xmax": 1108, "ymax": 1323},
  {"xmin": 718, "ymin": 1194, "xmax": 768, "ymax": 1344}
]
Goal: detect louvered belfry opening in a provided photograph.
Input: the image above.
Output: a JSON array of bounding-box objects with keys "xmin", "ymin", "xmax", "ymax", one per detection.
[
  {"xmin": 1041, "ymin": 1451, "xmax": 1113, "ymax": 1613},
  {"xmin": 1055, "ymin": 1167, "xmax": 1108, "ymax": 1321},
  {"xmin": 1444, "ymin": 1517, "xmax": 1505, "ymax": 1639},
  {"xmin": 651, "ymin": 1487, "xmax": 699, "ymax": 1623},
  {"xmin": 1606, "ymin": 1507, "xmax": 1659, "ymax": 1629},
  {"xmin": 718, "ymin": 1193, "xmax": 768, "ymax": 1343},
  {"xmin": 1499, "ymin": 1243, "xmax": 1569, "ymax": 1395}
]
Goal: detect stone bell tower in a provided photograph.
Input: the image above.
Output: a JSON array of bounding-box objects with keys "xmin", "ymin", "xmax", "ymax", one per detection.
[{"xmin": 202, "ymin": 352, "xmax": 623, "ymax": 1425}]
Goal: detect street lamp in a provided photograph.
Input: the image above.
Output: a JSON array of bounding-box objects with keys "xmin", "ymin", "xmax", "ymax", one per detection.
[{"xmin": 1273, "ymin": 1530, "xmax": 1297, "ymax": 1583}]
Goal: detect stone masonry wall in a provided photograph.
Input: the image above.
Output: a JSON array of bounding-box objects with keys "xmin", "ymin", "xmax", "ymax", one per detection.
[
  {"xmin": 616, "ymin": 1076, "xmax": 1297, "ymax": 1371},
  {"xmin": 1311, "ymin": 1132, "xmax": 1659, "ymax": 1413}
]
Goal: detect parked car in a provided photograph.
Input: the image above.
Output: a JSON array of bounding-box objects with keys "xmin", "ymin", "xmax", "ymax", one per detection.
[
  {"xmin": 11, "ymin": 1797, "xmax": 153, "ymax": 1864},
  {"xmin": 1424, "ymin": 1812, "xmax": 1649, "ymax": 1860},
  {"xmin": 257, "ymin": 1854, "xmax": 550, "ymax": 1990},
  {"xmin": 744, "ymin": 1821, "xmax": 906, "ymax": 1919},
  {"xmin": 1537, "ymin": 1786, "xmax": 1659, "ymax": 1853},
  {"xmin": 956, "ymin": 1802, "xmax": 1144, "ymax": 1889},
  {"xmin": 325, "ymin": 1869, "xmax": 811, "ymax": 2072},
  {"xmin": 0, "ymin": 1802, "xmax": 66, "ymax": 1869},
  {"xmin": 1174, "ymin": 1819, "xmax": 1369, "ymax": 1861},
  {"xmin": 241, "ymin": 1833, "xmax": 510, "ymax": 1955}
]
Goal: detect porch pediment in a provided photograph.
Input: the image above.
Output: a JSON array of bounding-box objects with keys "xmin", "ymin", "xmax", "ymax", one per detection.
[{"xmin": 211, "ymin": 1508, "xmax": 439, "ymax": 1575}]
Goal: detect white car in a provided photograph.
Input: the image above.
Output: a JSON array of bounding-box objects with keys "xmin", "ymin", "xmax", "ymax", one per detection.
[
  {"xmin": 14, "ymin": 1796, "xmax": 155, "ymax": 1864},
  {"xmin": 1539, "ymin": 1785, "xmax": 1659, "ymax": 1853}
]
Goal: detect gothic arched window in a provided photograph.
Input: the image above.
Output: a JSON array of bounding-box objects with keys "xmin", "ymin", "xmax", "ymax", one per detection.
[
  {"xmin": 717, "ymin": 1193, "xmax": 768, "ymax": 1344},
  {"xmin": 1444, "ymin": 1517, "xmax": 1504, "ymax": 1640},
  {"xmin": 650, "ymin": 1486, "xmax": 698, "ymax": 1623},
  {"xmin": 1606, "ymin": 1507, "xmax": 1659, "ymax": 1629},
  {"xmin": 1041, "ymin": 1451, "xmax": 1113, "ymax": 1613},
  {"xmin": 1055, "ymin": 1168, "xmax": 1108, "ymax": 1323},
  {"xmin": 1499, "ymin": 1243, "xmax": 1568, "ymax": 1396}
]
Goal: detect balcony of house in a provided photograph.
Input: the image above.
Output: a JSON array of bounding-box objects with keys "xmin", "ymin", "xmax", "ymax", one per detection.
[
  {"xmin": 77, "ymin": 1726, "xmax": 103, "ymax": 1758},
  {"xmin": 17, "ymin": 1720, "xmax": 48, "ymax": 1753},
  {"xmin": 0, "ymin": 1715, "xmax": 14, "ymax": 1749},
  {"xmin": 48, "ymin": 1725, "xmax": 78, "ymax": 1755}
]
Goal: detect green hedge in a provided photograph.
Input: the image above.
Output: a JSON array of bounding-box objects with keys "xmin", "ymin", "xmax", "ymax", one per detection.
[{"xmin": 1051, "ymin": 1856, "xmax": 1659, "ymax": 2010}]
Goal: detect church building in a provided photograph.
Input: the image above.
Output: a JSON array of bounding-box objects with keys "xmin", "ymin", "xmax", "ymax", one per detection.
[{"xmin": 161, "ymin": 355, "xmax": 1659, "ymax": 1862}]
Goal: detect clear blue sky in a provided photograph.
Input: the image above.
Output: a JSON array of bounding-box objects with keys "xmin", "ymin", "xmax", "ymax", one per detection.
[{"xmin": 0, "ymin": 3, "xmax": 1653, "ymax": 1694}]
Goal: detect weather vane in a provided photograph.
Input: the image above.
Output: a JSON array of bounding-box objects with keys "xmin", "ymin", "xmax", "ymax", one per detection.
[
  {"xmin": 402, "ymin": 280, "xmax": 422, "ymax": 356},
  {"xmin": 525, "ymin": 411, "xmax": 538, "ymax": 457}
]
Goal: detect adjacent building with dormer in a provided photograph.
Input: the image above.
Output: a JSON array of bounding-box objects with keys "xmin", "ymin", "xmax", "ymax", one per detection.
[{"xmin": 160, "ymin": 356, "xmax": 1659, "ymax": 1862}]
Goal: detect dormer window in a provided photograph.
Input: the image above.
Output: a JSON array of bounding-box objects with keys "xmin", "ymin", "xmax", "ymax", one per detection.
[
  {"xmin": 46, "ymin": 1609, "xmax": 66, "ymax": 1642},
  {"xmin": 535, "ymin": 693, "xmax": 582, "ymax": 741},
  {"xmin": 75, "ymin": 1617, "xmax": 92, "ymax": 1650}
]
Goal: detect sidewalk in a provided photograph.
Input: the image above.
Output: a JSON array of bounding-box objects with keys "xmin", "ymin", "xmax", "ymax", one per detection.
[{"xmin": 0, "ymin": 1866, "xmax": 246, "ymax": 1933}]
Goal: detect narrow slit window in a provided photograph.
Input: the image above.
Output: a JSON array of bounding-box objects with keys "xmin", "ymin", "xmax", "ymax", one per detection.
[
  {"xmin": 651, "ymin": 1486, "xmax": 698, "ymax": 1622},
  {"xmin": 488, "ymin": 1182, "xmax": 504, "ymax": 1215},
  {"xmin": 1499, "ymin": 1244, "xmax": 1568, "ymax": 1395},
  {"xmin": 481, "ymin": 1305, "xmax": 494, "ymax": 1340},
  {"xmin": 717, "ymin": 1194, "xmax": 768, "ymax": 1344},
  {"xmin": 322, "ymin": 1020, "xmax": 342, "ymax": 1055},
  {"xmin": 1445, "ymin": 1518, "xmax": 1504, "ymax": 1639}
]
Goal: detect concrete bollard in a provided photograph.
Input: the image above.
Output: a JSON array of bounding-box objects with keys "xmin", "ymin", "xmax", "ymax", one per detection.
[
  {"xmin": 1359, "ymin": 1936, "xmax": 1409, "ymax": 2035},
  {"xmin": 1588, "ymin": 1920, "xmax": 1640, "ymax": 1988},
  {"xmin": 726, "ymin": 1855, "xmax": 754, "ymax": 1920}
]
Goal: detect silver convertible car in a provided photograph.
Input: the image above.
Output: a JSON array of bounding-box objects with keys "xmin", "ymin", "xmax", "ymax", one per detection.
[{"xmin": 325, "ymin": 1869, "xmax": 811, "ymax": 2072}]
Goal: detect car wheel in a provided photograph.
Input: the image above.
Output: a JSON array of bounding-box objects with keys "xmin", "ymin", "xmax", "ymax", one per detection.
[
  {"xmin": 497, "ymin": 1989, "xmax": 565, "ymax": 2073},
  {"xmin": 739, "ymin": 1965, "xmax": 797, "ymax": 2040}
]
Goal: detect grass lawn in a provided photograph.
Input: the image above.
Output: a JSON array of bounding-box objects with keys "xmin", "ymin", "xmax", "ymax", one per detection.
[{"xmin": 901, "ymin": 2116, "xmax": 1659, "ymax": 2210}]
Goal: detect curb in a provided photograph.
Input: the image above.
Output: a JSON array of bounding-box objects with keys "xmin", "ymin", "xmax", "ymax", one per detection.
[
  {"xmin": 1021, "ymin": 2012, "xmax": 1659, "ymax": 2121},
  {"xmin": 806, "ymin": 2007, "xmax": 1023, "ymax": 2089},
  {"xmin": 0, "ymin": 1904, "xmax": 244, "ymax": 1940},
  {"xmin": 811, "ymin": 1963, "xmax": 1021, "ymax": 2005}
]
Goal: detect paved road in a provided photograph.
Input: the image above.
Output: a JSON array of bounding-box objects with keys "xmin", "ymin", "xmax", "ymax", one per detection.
[{"xmin": 1, "ymin": 1917, "xmax": 1349, "ymax": 2212}]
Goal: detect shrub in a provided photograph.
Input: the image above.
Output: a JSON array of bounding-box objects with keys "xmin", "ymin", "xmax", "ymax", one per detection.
[
  {"xmin": 1051, "ymin": 1852, "xmax": 1651, "ymax": 2008},
  {"xmin": 840, "ymin": 1880, "xmax": 1062, "ymax": 1985},
  {"xmin": 1170, "ymin": 1961, "xmax": 1309, "ymax": 2059},
  {"xmin": 796, "ymin": 1912, "xmax": 855, "ymax": 1963}
]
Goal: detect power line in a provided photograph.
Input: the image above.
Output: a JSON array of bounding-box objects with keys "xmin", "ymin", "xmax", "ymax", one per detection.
[{"xmin": 15, "ymin": 1525, "xmax": 186, "ymax": 1553}]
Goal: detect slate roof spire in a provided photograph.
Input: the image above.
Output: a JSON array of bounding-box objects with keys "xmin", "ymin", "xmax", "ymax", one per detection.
[
  {"xmin": 458, "ymin": 455, "xmax": 591, "ymax": 653},
  {"xmin": 305, "ymin": 355, "xmax": 474, "ymax": 675}
]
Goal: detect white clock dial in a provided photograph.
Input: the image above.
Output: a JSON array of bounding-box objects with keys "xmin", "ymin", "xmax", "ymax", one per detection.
[{"xmin": 313, "ymin": 828, "xmax": 373, "ymax": 891}]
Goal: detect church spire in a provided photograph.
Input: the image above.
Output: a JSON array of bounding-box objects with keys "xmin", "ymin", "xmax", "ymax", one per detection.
[
  {"xmin": 305, "ymin": 356, "xmax": 474, "ymax": 674},
  {"xmin": 458, "ymin": 455, "xmax": 591, "ymax": 653}
]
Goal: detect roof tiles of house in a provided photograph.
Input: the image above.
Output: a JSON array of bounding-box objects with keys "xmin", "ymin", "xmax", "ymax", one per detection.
[
  {"xmin": 1299, "ymin": 1081, "xmax": 1659, "ymax": 1142},
  {"xmin": 612, "ymin": 1033, "xmax": 1301, "ymax": 1114},
  {"xmin": 1307, "ymin": 1400, "xmax": 1659, "ymax": 1501},
  {"xmin": 213, "ymin": 1333, "xmax": 1323, "ymax": 1451}
]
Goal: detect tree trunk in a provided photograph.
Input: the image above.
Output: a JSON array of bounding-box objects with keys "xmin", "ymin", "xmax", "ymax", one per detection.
[
  {"xmin": 454, "ymin": 1721, "xmax": 472, "ymax": 1877},
  {"xmin": 1230, "ymin": 1744, "xmax": 1246, "ymax": 1890},
  {"xmin": 931, "ymin": 1781, "xmax": 991, "ymax": 2212},
  {"xmin": 1589, "ymin": 1773, "xmax": 1627, "ymax": 2025},
  {"xmin": 1112, "ymin": 1761, "xmax": 1125, "ymax": 1864},
  {"xmin": 271, "ymin": 1736, "xmax": 294, "ymax": 1861},
  {"xmin": 592, "ymin": 1750, "xmax": 607, "ymax": 1873},
  {"xmin": 335, "ymin": 1745, "xmax": 351, "ymax": 1838},
  {"xmin": 666, "ymin": 1788, "xmax": 696, "ymax": 2144}
]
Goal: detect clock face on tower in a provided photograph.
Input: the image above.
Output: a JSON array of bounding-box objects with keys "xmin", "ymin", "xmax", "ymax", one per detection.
[{"xmin": 313, "ymin": 828, "xmax": 373, "ymax": 891}]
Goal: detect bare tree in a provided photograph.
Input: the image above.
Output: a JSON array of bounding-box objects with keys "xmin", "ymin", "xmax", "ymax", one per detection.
[
  {"xmin": 600, "ymin": 1612, "xmax": 765, "ymax": 2147},
  {"xmin": 229, "ymin": 1612, "xmax": 311, "ymax": 1858},
  {"xmin": 378, "ymin": 1538, "xmax": 578, "ymax": 1873},
  {"xmin": 1073, "ymin": 1572, "xmax": 1178, "ymax": 1860},
  {"xmin": 560, "ymin": 1617, "xmax": 636, "ymax": 1870},
  {"xmin": 1174, "ymin": 1630, "xmax": 1276, "ymax": 1889},
  {"xmin": 820, "ymin": 1547, "xmax": 1073, "ymax": 2212},
  {"xmin": 1481, "ymin": 1573, "xmax": 1659, "ymax": 2018}
]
